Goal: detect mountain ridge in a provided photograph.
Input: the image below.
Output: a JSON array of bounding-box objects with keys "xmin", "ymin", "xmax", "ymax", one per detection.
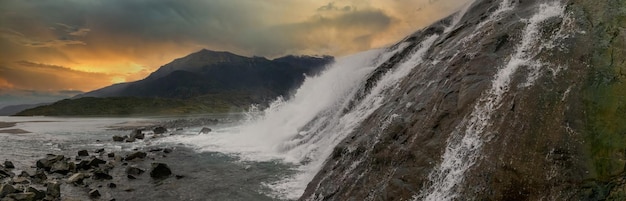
[{"xmin": 17, "ymin": 50, "xmax": 333, "ymax": 116}]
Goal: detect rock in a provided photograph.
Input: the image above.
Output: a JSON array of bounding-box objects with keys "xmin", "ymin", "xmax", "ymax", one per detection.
[
  {"xmin": 108, "ymin": 183, "xmax": 116, "ymax": 188},
  {"xmin": 126, "ymin": 166, "xmax": 145, "ymax": 176},
  {"xmin": 125, "ymin": 151, "xmax": 147, "ymax": 161},
  {"xmin": 50, "ymin": 161, "xmax": 70, "ymax": 175},
  {"xmin": 107, "ymin": 153, "xmax": 115, "ymax": 158},
  {"xmin": 0, "ymin": 167, "xmax": 13, "ymax": 178},
  {"xmin": 18, "ymin": 171, "xmax": 30, "ymax": 178},
  {"xmin": 112, "ymin": 135, "xmax": 126, "ymax": 142},
  {"xmin": 175, "ymin": 175, "xmax": 185, "ymax": 179},
  {"xmin": 149, "ymin": 148, "xmax": 163, "ymax": 152},
  {"xmin": 153, "ymin": 126, "xmax": 167, "ymax": 134},
  {"xmin": 163, "ymin": 148, "xmax": 173, "ymax": 154},
  {"xmin": 87, "ymin": 158, "xmax": 107, "ymax": 168},
  {"xmin": 30, "ymin": 170, "xmax": 47, "ymax": 184},
  {"xmin": 6, "ymin": 192, "xmax": 36, "ymax": 201},
  {"xmin": 149, "ymin": 163, "xmax": 171, "ymax": 179},
  {"xmin": 95, "ymin": 148, "xmax": 105, "ymax": 153},
  {"xmin": 0, "ymin": 184, "xmax": 16, "ymax": 197},
  {"xmin": 26, "ymin": 187, "xmax": 45, "ymax": 200},
  {"xmin": 12, "ymin": 177, "xmax": 29, "ymax": 184},
  {"xmin": 125, "ymin": 137, "xmax": 136, "ymax": 143},
  {"xmin": 67, "ymin": 173, "xmax": 87, "ymax": 184},
  {"xmin": 3, "ymin": 161, "xmax": 15, "ymax": 169},
  {"xmin": 77, "ymin": 160, "xmax": 91, "ymax": 170},
  {"xmin": 88, "ymin": 189, "xmax": 101, "ymax": 198},
  {"xmin": 199, "ymin": 127, "xmax": 212, "ymax": 134},
  {"xmin": 127, "ymin": 175, "xmax": 136, "ymax": 180},
  {"xmin": 46, "ymin": 182, "xmax": 61, "ymax": 198},
  {"xmin": 130, "ymin": 129, "xmax": 144, "ymax": 140},
  {"xmin": 92, "ymin": 170, "xmax": 113, "ymax": 180},
  {"xmin": 36, "ymin": 154, "xmax": 64, "ymax": 171},
  {"xmin": 77, "ymin": 150, "xmax": 89, "ymax": 157},
  {"xmin": 68, "ymin": 161, "xmax": 76, "ymax": 173}
]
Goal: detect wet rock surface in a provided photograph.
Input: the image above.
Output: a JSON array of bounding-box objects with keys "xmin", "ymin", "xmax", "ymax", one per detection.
[{"xmin": 301, "ymin": 0, "xmax": 626, "ymax": 200}]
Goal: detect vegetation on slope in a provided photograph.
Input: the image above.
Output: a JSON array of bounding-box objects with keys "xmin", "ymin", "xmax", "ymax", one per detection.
[
  {"xmin": 576, "ymin": 0, "xmax": 626, "ymax": 198},
  {"xmin": 14, "ymin": 93, "xmax": 265, "ymax": 116}
]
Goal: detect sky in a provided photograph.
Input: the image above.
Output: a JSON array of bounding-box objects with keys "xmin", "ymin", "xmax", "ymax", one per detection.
[{"xmin": 0, "ymin": 0, "xmax": 469, "ymax": 108}]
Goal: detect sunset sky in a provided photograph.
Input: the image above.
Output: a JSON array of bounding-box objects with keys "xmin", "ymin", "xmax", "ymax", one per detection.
[{"xmin": 0, "ymin": 0, "xmax": 469, "ymax": 108}]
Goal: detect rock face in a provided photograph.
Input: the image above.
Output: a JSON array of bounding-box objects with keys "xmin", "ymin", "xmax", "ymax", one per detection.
[{"xmin": 300, "ymin": 0, "xmax": 626, "ymax": 200}]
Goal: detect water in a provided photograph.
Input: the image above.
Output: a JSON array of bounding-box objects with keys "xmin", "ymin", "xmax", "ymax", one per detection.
[
  {"xmin": 0, "ymin": 115, "xmax": 294, "ymax": 200},
  {"xmin": 417, "ymin": 1, "xmax": 566, "ymax": 200}
]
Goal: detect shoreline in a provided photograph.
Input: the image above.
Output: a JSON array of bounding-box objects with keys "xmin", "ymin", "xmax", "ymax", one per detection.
[{"xmin": 0, "ymin": 121, "xmax": 16, "ymax": 129}]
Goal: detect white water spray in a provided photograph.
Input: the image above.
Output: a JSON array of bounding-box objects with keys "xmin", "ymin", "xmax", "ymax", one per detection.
[{"xmin": 417, "ymin": 1, "xmax": 565, "ymax": 200}]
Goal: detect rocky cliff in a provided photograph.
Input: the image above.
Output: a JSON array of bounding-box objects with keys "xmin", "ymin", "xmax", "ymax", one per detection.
[{"xmin": 300, "ymin": 0, "xmax": 626, "ymax": 200}]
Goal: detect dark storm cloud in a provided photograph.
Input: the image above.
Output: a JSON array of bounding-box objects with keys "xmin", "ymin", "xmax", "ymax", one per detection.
[{"xmin": 0, "ymin": 0, "xmax": 399, "ymax": 57}]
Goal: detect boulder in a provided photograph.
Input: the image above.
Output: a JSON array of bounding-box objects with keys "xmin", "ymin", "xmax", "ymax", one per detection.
[
  {"xmin": 125, "ymin": 137, "xmax": 136, "ymax": 143},
  {"xmin": 127, "ymin": 175, "xmax": 137, "ymax": 180},
  {"xmin": 107, "ymin": 153, "xmax": 115, "ymax": 158},
  {"xmin": 0, "ymin": 167, "xmax": 13, "ymax": 178},
  {"xmin": 125, "ymin": 151, "xmax": 147, "ymax": 161},
  {"xmin": 18, "ymin": 171, "xmax": 30, "ymax": 178},
  {"xmin": 36, "ymin": 154, "xmax": 64, "ymax": 170},
  {"xmin": 31, "ymin": 170, "xmax": 47, "ymax": 184},
  {"xmin": 45, "ymin": 182, "xmax": 61, "ymax": 198},
  {"xmin": 87, "ymin": 158, "xmax": 107, "ymax": 168},
  {"xmin": 130, "ymin": 129, "xmax": 145, "ymax": 139},
  {"xmin": 88, "ymin": 189, "xmax": 101, "ymax": 198},
  {"xmin": 163, "ymin": 148, "xmax": 173, "ymax": 154},
  {"xmin": 12, "ymin": 177, "xmax": 29, "ymax": 184},
  {"xmin": 26, "ymin": 187, "xmax": 45, "ymax": 200},
  {"xmin": 77, "ymin": 150, "xmax": 89, "ymax": 157},
  {"xmin": 199, "ymin": 127, "xmax": 212, "ymax": 134},
  {"xmin": 126, "ymin": 166, "xmax": 145, "ymax": 175},
  {"xmin": 112, "ymin": 135, "xmax": 126, "ymax": 142},
  {"xmin": 92, "ymin": 170, "xmax": 113, "ymax": 180},
  {"xmin": 153, "ymin": 126, "xmax": 167, "ymax": 134},
  {"xmin": 149, "ymin": 163, "xmax": 171, "ymax": 179},
  {"xmin": 50, "ymin": 161, "xmax": 70, "ymax": 175},
  {"xmin": 3, "ymin": 160, "xmax": 15, "ymax": 169},
  {"xmin": 95, "ymin": 148, "xmax": 105, "ymax": 153},
  {"xmin": 108, "ymin": 183, "xmax": 117, "ymax": 188},
  {"xmin": 77, "ymin": 160, "xmax": 91, "ymax": 170},
  {"xmin": 67, "ymin": 173, "xmax": 87, "ymax": 184},
  {"xmin": 0, "ymin": 184, "xmax": 16, "ymax": 197},
  {"xmin": 68, "ymin": 161, "xmax": 76, "ymax": 173},
  {"xmin": 6, "ymin": 192, "xmax": 36, "ymax": 201}
]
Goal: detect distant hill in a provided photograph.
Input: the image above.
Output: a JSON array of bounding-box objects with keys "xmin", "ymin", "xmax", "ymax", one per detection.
[
  {"xmin": 17, "ymin": 49, "xmax": 333, "ymax": 116},
  {"xmin": 0, "ymin": 103, "xmax": 50, "ymax": 116},
  {"xmin": 76, "ymin": 49, "xmax": 333, "ymax": 99}
]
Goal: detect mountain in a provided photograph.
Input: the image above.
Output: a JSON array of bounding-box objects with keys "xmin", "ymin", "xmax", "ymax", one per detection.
[
  {"xmin": 231, "ymin": 0, "xmax": 623, "ymax": 200},
  {"xmin": 0, "ymin": 103, "xmax": 50, "ymax": 116},
  {"xmin": 76, "ymin": 49, "xmax": 333, "ymax": 100},
  {"xmin": 18, "ymin": 50, "xmax": 333, "ymax": 116}
]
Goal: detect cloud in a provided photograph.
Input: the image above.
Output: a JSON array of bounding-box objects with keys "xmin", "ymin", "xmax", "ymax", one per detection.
[
  {"xmin": 0, "ymin": 0, "xmax": 471, "ymax": 97},
  {"xmin": 317, "ymin": 2, "xmax": 353, "ymax": 12},
  {"xmin": 0, "ymin": 28, "xmax": 86, "ymax": 47},
  {"xmin": 0, "ymin": 61, "xmax": 125, "ymax": 92}
]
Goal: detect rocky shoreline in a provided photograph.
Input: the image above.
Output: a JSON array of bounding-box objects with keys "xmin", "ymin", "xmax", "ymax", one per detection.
[{"xmin": 0, "ymin": 128, "xmax": 193, "ymax": 201}]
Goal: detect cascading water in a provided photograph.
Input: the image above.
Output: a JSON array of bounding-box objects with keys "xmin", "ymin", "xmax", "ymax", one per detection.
[
  {"xmin": 164, "ymin": 39, "xmax": 420, "ymax": 198},
  {"xmin": 416, "ymin": 1, "xmax": 566, "ymax": 200}
]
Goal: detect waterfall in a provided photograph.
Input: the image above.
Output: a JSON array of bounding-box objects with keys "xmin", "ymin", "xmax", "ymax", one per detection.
[{"xmin": 416, "ymin": 1, "xmax": 566, "ymax": 200}]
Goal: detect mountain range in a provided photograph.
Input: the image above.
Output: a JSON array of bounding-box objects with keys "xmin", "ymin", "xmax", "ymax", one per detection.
[{"xmin": 15, "ymin": 49, "xmax": 333, "ymax": 116}]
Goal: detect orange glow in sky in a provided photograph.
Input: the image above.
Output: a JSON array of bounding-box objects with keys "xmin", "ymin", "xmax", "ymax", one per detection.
[{"xmin": 0, "ymin": 0, "xmax": 469, "ymax": 107}]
